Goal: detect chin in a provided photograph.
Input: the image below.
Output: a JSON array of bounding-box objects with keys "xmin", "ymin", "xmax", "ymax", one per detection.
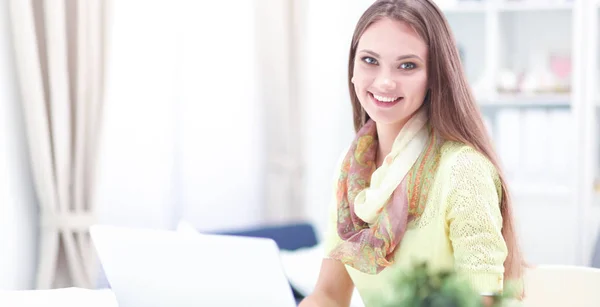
[{"xmin": 365, "ymin": 109, "xmax": 409, "ymax": 126}]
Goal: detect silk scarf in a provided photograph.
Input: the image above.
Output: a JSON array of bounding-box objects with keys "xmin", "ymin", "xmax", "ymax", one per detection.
[{"xmin": 328, "ymin": 109, "xmax": 442, "ymax": 274}]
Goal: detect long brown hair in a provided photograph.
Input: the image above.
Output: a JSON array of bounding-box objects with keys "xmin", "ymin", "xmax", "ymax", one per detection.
[{"xmin": 348, "ymin": 0, "xmax": 524, "ymax": 282}]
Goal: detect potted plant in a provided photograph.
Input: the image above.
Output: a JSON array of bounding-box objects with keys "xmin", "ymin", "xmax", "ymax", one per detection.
[{"xmin": 385, "ymin": 262, "xmax": 518, "ymax": 307}]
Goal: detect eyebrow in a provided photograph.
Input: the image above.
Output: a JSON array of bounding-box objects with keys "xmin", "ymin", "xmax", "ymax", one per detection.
[{"xmin": 359, "ymin": 49, "xmax": 423, "ymax": 62}]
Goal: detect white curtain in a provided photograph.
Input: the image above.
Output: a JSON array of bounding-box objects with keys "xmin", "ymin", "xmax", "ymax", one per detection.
[
  {"xmin": 8, "ymin": 0, "xmax": 109, "ymax": 289},
  {"xmin": 255, "ymin": 0, "xmax": 306, "ymax": 224}
]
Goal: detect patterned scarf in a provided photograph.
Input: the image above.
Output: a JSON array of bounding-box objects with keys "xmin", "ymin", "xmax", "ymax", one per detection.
[{"xmin": 328, "ymin": 109, "xmax": 442, "ymax": 274}]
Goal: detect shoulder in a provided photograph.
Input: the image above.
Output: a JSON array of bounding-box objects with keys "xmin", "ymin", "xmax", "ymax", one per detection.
[
  {"xmin": 435, "ymin": 141, "xmax": 502, "ymax": 198},
  {"xmin": 437, "ymin": 141, "xmax": 504, "ymax": 222},
  {"xmin": 438, "ymin": 141, "xmax": 499, "ymax": 180}
]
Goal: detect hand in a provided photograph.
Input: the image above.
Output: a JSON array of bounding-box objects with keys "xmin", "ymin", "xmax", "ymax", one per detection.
[
  {"xmin": 299, "ymin": 293, "xmax": 345, "ymax": 307},
  {"xmin": 298, "ymin": 296, "xmax": 320, "ymax": 307},
  {"xmin": 481, "ymin": 295, "xmax": 494, "ymax": 307}
]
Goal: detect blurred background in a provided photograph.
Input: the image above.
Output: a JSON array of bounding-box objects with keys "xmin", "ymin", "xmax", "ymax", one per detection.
[{"xmin": 1, "ymin": 0, "xmax": 599, "ymax": 292}]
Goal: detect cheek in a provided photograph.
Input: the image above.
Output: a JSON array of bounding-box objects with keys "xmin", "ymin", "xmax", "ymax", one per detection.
[
  {"xmin": 352, "ymin": 66, "xmax": 375, "ymax": 91},
  {"xmin": 405, "ymin": 72, "xmax": 428, "ymax": 97}
]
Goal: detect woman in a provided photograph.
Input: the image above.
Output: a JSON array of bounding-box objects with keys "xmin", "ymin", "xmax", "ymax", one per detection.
[{"xmin": 299, "ymin": 0, "xmax": 524, "ymax": 306}]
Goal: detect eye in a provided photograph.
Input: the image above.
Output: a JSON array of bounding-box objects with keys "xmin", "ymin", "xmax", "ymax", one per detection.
[
  {"xmin": 399, "ymin": 62, "xmax": 417, "ymax": 70},
  {"xmin": 361, "ymin": 56, "xmax": 378, "ymax": 65}
]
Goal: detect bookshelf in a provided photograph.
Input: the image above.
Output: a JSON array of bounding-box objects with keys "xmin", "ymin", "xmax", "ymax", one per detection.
[{"xmin": 441, "ymin": 0, "xmax": 598, "ymax": 266}]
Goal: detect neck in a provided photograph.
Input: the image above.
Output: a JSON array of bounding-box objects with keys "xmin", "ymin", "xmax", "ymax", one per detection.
[{"xmin": 376, "ymin": 122, "xmax": 405, "ymax": 166}]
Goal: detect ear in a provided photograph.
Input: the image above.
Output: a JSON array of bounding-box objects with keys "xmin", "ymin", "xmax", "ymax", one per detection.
[{"xmin": 351, "ymin": 76, "xmax": 355, "ymax": 84}]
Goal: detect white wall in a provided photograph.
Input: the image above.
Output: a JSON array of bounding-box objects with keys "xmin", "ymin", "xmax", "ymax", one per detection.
[
  {"xmin": 0, "ymin": 0, "xmax": 38, "ymax": 290},
  {"xmin": 445, "ymin": 13, "xmax": 486, "ymax": 84},
  {"xmin": 300, "ymin": 0, "xmax": 359, "ymax": 238},
  {"xmin": 176, "ymin": 1, "xmax": 264, "ymax": 232},
  {"xmin": 96, "ymin": 0, "xmax": 264, "ymax": 232},
  {"xmin": 95, "ymin": 0, "xmax": 178, "ymax": 230}
]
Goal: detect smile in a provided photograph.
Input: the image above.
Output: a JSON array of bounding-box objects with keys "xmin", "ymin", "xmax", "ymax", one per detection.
[
  {"xmin": 373, "ymin": 94, "xmax": 400, "ymax": 102},
  {"xmin": 369, "ymin": 92, "xmax": 403, "ymax": 108}
]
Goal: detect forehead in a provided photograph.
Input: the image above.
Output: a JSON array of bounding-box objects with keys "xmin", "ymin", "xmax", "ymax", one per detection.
[{"xmin": 357, "ymin": 17, "xmax": 427, "ymax": 58}]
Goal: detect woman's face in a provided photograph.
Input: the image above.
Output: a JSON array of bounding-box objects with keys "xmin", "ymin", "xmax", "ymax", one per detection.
[{"xmin": 352, "ymin": 17, "xmax": 429, "ymax": 129}]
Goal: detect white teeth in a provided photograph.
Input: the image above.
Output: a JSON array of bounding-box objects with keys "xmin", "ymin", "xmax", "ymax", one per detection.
[{"xmin": 373, "ymin": 94, "xmax": 399, "ymax": 102}]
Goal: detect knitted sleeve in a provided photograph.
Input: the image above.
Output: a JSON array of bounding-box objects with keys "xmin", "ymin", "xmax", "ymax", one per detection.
[{"xmin": 444, "ymin": 146, "xmax": 508, "ymax": 294}]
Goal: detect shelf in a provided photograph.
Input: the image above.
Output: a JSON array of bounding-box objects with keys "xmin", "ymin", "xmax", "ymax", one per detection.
[
  {"xmin": 499, "ymin": 1, "xmax": 573, "ymax": 11},
  {"xmin": 479, "ymin": 93, "xmax": 571, "ymax": 108},
  {"xmin": 430, "ymin": 0, "xmax": 597, "ymax": 267},
  {"xmin": 510, "ymin": 182, "xmax": 572, "ymax": 200},
  {"xmin": 439, "ymin": 1, "xmax": 488, "ymax": 13},
  {"xmin": 437, "ymin": 1, "xmax": 573, "ymax": 13}
]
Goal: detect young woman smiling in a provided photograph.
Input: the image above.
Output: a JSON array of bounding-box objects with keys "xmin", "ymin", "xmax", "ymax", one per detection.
[{"xmin": 300, "ymin": 0, "xmax": 525, "ymax": 306}]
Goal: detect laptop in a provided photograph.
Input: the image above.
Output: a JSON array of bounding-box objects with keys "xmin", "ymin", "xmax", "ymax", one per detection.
[{"xmin": 90, "ymin": 225, "xmax": 298, "ymax": 307}]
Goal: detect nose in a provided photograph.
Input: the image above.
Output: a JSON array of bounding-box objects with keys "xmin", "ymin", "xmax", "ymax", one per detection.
[{"xmin": 375, "ymin": 73, "xmax": 397, "ymax": 91}]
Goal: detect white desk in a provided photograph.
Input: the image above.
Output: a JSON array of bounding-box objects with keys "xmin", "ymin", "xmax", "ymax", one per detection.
[{"xmin": 0, "ymin": 287, "xmax": 118, "ymax": 307}]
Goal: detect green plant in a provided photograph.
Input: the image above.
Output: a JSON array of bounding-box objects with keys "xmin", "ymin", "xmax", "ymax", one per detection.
[{"xmin": 385, "ymin": 262, "xmax": 516, "ymax": 307}]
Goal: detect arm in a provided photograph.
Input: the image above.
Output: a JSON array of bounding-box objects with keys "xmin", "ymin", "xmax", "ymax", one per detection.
[
  {"xmin": 445, "ymin": 147, "xmax": 508, "ymax": 295},
  {"xmin": 299, "ymin": 258, "xmax": 354, "ymax": 307},
  {"xmin": 300, "ymin": 149, "xmax": 354, "ymax": 306}
]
